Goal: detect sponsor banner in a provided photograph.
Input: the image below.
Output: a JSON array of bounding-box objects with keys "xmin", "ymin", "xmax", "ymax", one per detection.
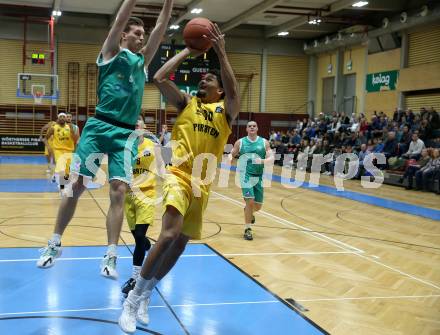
[
  {"xmin": 0, "ymin": 135, "xmax": 44, "ymax": 152},
  {"xmin": 366, "ymin": 70, "xmax": 399, "ymax": 92}
]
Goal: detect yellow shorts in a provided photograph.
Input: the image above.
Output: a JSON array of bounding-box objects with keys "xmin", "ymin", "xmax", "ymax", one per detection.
[
  {"xmin": 53, "ymin": 149, "xmax": 73, "ymax": 174},
  {"xmin": 162, "ymin": 168, "xmax": 209, "ymax": 240},
  {"xmin": 124, "ymin": 189, "xmax": 156, "ymax": 231}
]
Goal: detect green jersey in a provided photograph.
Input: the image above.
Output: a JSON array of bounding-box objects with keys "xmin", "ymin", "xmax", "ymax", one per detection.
[
  {"xmin": 239, "ymin": 136, "xmax": 267, "ymax": 175},
  {"xmin": 96, "ymin": 49, "xmax": 146, "ymax": 126}
]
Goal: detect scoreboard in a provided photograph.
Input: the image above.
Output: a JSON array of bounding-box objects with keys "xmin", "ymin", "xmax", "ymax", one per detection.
[{"xmin": 147, "ymin": 44, "xmax": 219, "ymax": 86}]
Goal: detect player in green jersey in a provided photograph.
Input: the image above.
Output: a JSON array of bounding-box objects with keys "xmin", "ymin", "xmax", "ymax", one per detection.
[
  {"xmin": 37, "ymin": 0, "xmax": 174, "ymax": 279},
  {"xmin": 231, "ymin": 121, "xmax": 273, "ymax": 241}
]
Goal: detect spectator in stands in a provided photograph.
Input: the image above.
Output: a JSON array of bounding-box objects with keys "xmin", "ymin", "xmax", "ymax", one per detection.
[
  {"xmin": 344, "ymin": 132, "xmax": 361, "ymax": 149},
  {"xmin": 399, "ymin": 148, "xmax": 430, "ymax": 190},
  {"xmin": 372, "ymin": 138, "xmax": 384, "ymax": 154},
  {"xmin": 281, "ymin": 131, "xmax": 290, "ymax": 145},
  {"xmin": 350, "ymin": 117, "xmax": 360, "ymax": 133},
  {"xmin": 397, "ymin": 124, "xmax": 411, "ymax": 154},
  {"xmin": 415, "ymin": 149, "xmax": 440, "ymax": 191},
  {"xmin": 290, "ymin": 129, "xmax": 301, "ymax": 146},
  {"xmin": 358, "ymin": 131, "xmax": 368, "ymax": 145},
  {"xmin": 356, "ymin": 143, "xmax": 370, "ymax": 179},
  {"xmin": 411, "ymin": 114, "xmax": 421, "ymax": 132},
  {"xmin": 359, "ymin": 117, "xmax": 369, "ymax": 134},
  {"xmin": 402, "ymin": 132, "xmax": 425, "ymax": 160},
  {"xmin": 428, "ymin": 107, "xmax": 440, "ymax": 129},
  {"xmin": 418, "ymin": 118, "xmax": 434, "ymax": 142},
  {"xmin": 400, "ymin": 115, "xmax": 407, "ymax": 129},
  {"xmin": 383, "ymin": 131, "xmax": 398, "ymax": 160},
  {"xmin": 269, "ymin": 130, "xmax": 277, "ymax": 147}
]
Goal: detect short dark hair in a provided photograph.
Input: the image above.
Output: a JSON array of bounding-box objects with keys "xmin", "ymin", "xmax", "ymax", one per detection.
[
  {"xmin": 124, "ymin": 17, "xmax": 144, "ymax": 33},
  {"xmin": 207, "ymin": 69, "xmax": 225, "ymax": 99}
]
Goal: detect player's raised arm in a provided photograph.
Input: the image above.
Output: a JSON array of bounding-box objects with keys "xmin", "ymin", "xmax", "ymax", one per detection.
[
  {"xmin": 205, "ymin": 24, "xmax": 240, "ymax": 125},
  {"xmin": 101, "ymin": 0, "xmax": 138, "ymax": 61},
  {"xmin": 142, "ymin": 0, "xmax": 174, "ymax": 67},
  {"xmin": 153, "ymin": 48, "xmax": 202, "ymax": 111}
]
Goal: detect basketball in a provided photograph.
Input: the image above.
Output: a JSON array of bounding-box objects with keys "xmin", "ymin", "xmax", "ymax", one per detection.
[{"xmin": 183, "ymin": 17, "xmax": 214, "ymax": 51}]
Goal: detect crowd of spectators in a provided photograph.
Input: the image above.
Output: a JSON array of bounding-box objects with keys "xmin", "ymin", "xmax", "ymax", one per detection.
[{"xmin": 269, "ymin": 107, "xmax": 440, "ymax": 194}]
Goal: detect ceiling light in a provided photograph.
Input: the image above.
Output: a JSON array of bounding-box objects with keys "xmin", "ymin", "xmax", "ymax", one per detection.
[
  {"xmin": 170, "ymin": 25, "xmax": 180, "ymax": 30},
  {"xmin": 52, "ymin": 10, "xmax": 62, "ymax": 17},
  {"xmin": 308, "ymin": 19, "xmax": 317, "ymax": 25},
  {"xmin": 278, "ymin": 31, "xmax": 289, "ymax": 36},
  {"xmin": 352, "ymin": 1, "xmax": 368, "ymax": 7},
  {"xmin": 190, "ymin": 8, "xmax": 203, "ymax": 14}
]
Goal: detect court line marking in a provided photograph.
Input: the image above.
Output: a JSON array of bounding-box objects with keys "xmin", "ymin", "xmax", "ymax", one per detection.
[
  {"xmin": 212, "ymin": 190, "xmax": 364, "ymax": 253},
  {"xmin": 297, "ymin": 294, "xmax": 440, "ymax": 302},
  {"xmin": 0, "ymin": 300, "xmax": 280, "ymax": 317},
  {"xmin": 0, "ymin": 251, "xmax": 358, "ymax": 263},
  {"xmin": 0, "ymin": 197, "xmax": 223, "ymax": 201},
  {"xmin": 212, "ymin": 190, "xmax": 440, "ymax": 292}
]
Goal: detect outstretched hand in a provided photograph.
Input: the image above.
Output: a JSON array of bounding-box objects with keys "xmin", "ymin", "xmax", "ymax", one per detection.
[{"xmin": 203, "ymin": 23, "xmax": 225, "ymax": 54}]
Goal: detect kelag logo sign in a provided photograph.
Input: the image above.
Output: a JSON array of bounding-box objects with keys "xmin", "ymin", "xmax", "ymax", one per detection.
[{"xmin": 366, "ymin": 70, "xmax": 399, "ymax": 92}]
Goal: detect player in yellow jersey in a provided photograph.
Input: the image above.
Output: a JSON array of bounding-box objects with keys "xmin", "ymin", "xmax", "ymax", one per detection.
[
  {"xmin": 44, "ymin": 113, "xmax": 79, "ymax": 192},
  {"xmin": 121, "ymin": 117, "xmax": 161, "ymax": 300},
  {"xmin": 119, "ymin": 23, "xmax": 240, "ymax": 333},
  {"xmin": 39, "ymin": 120, "xmax": 56, "ymax": 174}
]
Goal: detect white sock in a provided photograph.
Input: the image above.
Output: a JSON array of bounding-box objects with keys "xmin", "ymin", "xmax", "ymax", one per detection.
[
  {"xmin": 132, "ymin": 265, "xmax": 142, "ymax": 279},
  {"xmin": 107, "ymin": 244, "xmax": 117, "ymax": 256},
  {"xmin": 132, "ymin": 276, "xmax": 150, "ymax": 297},
  {"xmin": 245, "ymin": 223, "xmax": 252, "ymax": 230},
  {"xmin": 146, "ymin": 277, "xmax": 159, "ymax": 291},
  {"xmin": 50, "ymin": 233, "xmax": 61, "ymax": 245}
]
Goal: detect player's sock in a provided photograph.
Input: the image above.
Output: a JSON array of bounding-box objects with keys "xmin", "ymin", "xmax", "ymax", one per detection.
[
  {"xmin": 132, "ymin": 265, "xmax": 142, "ymax": 280},
  {"xmin": 245, "ymin": 223, "xmax": 252, "ymax": 230},
  {"xmin": 50, "ymin": 233, "xmax": 61, "ymax": 245},
  {"xmin": 132, "ymin": 276, "xmax": 149, "ymax": 297},
  {"xmin": 107, "ymin": 244, "xmax": 117, "ymax": 256},
  {"xmin": 146, "ymin": 277, "xmax": 159, "ymax": 291}
]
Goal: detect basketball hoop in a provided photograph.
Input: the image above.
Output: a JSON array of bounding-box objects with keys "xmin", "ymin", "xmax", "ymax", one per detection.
[{"xmin": 33, "ymin": 91, "xmax": 43, "ymax": 105}]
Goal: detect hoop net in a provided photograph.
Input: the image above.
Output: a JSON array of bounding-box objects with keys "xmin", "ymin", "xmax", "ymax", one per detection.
[
  {"xmin": 31, "ymin": 84, "xmax": 45, "ymax": 105},
  {"xmin": 33, "ymin": 92, "xmax": 43, "ymax": 104}
]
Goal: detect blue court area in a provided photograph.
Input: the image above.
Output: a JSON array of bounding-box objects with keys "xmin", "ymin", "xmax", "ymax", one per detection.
[
  {"xmin": 0, "ymin": 179, "xmax": 102, "ymax": 193},
  {"xmin": 0, "ymin": 244, "xmax": 326, "ymax": 335},
  {"xmin": 221, "ymin": 164, "xmax": 440, "ymax": 221},
  {"xmin": 0, "ymin": 155, "xmax": 47, "ymax": 165}
]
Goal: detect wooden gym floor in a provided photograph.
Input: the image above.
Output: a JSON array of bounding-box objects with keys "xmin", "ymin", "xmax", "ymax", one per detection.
[{"xmin": 0, "ymin": 155, "xmax": 439, "ymax": 334}]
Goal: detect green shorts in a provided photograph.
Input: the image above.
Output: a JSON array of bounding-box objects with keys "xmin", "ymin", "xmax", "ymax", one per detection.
[
  {"xmin": 240, "ymin": 172, "xmax": 264, "ymax": 204},
  {"xmin": 70, "ymin": 117, "xmax": 138, "ymax": 184}
]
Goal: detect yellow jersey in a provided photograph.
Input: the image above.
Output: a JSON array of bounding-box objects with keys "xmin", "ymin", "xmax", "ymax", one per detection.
[
  {"xmin": 52, "ymin": 123, "xmax": 75, "ymax": 152},
  {"xmin": 169, "ymin": 96, "xmax": 231, "ymax": 185},
  {"xmin": 131, "ymin": 138, "xmax": 157, "ymax": 193}
]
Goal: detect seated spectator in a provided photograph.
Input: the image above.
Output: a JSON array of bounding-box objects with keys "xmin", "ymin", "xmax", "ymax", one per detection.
[
  {"xmin": 415, "ymin": 148, "xmax": 440, "ymax": 191},
  {"xmin": 344, "ymin": 132, "xmax": 361, "ymax": 150},
  {"xmin": 397, "ymin": 125, "xmax": 412, "ymax": 154},
  {"xmin": 297, "ymin": 139, "xmax": 310, "ymax": 169},
  {"xmin": 281, "ymin": 131, "xmax": 290, "ymax": 145},
  {"xmin": 350, "ymin": 117, "xmax": 360, "ymax": 133},
  {"xmin": 372, "ymin": 138, "xmax": 384, "ymax": 153},
  {"xmin": 356, "ymin": 143, "xmax": 370, "ymax": 179},
  {"xmin": 367, "ymin": 139, "xmax": 375, "ymax": 152},
  {"xmin": 359, "ymin": 117, "xmax": 369, "ymax": 134},
  {"xmin": 399, "ymin": 148, "xmax": 430, "ymax": 190},
  {"xmin": 402, "ymin": 132, "xmax": 425, "ymax": 160},
  {"xmin": 358, "ymin": 131, "xmax": 368, "ymax": 145},
  {"xmin": 383, "ymin": 131, "xmax": 398, "ymax": 160}
]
